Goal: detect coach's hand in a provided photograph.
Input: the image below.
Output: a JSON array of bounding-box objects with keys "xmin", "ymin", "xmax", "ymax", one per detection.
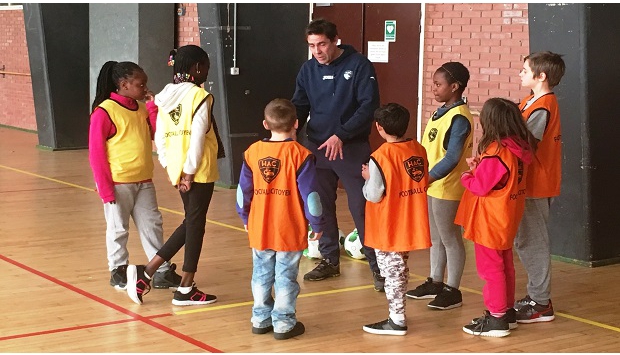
[{"xmin": 318, "ymin": 135, "xmax": 343, "ymax": 161}]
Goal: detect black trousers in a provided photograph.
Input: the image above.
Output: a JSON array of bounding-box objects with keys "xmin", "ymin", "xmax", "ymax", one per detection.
[{"xmin": 157, "ymin": 182, "xmax": 215, "ymax": 273}]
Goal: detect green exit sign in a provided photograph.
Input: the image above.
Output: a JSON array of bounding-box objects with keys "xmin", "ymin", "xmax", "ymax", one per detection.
[{"xmin": 385, "ymin": 20, "xmax": 396, "ymax": 42}]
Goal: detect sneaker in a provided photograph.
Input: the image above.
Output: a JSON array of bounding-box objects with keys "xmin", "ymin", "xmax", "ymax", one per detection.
[
  {"xmin": 516, "ymin": 298, "xmax": 555, "ymax": 323},
  {"xmin": 110, "ymin": 265, "xmax": 128, "ymax": 290},
  {"xmin": 274, "ymin": 321, "xmax": 305, "ymax": 340},
  {"xmin": 303, "ymin": 259, "xmax": 340, "ymax": 281},
  {"xmin": 428, "ymin": 285, "xmax": 462, "ymax": 310},
  {"xmin": 462, "ymin": 310, "xmax": 510, "ymax": 337},
  {"xmin": 172, "ymin": 285, "xmax": 217, "ymax": 306},
  {"xmin": 153, "ymin": 263, "xmax": 182, "ymax": 289},
  {"xmin": 514, "ymin": 295, "xmax": 532, "ymax": 310},
  {"xmin": 405, "ymin": 277, "xmax": 444, "ymax": 299},
  {"xmin": 372, "ymin": 271, "xmax": 385, "ymax": 292},
  {"xmin": 472, "ymin": 308, "xmax": 518, "ymax": 330},
  {"xmin": 252, "ymin": 325, "xmax": 273, "ymax": 334},
  {"xmin": 126, "ymin": 265, "xmax": 151, "ymax": 305},
  {"xmin": 362, "ymin": 318, "xmax": 408, "ymax": 336}
]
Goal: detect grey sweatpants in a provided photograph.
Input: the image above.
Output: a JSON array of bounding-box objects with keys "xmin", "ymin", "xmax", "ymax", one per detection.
[
  {"xmin": 514, "ymin": 197, "xmax": 552, "ymax": 304},
  {"xmin": 428, "ymin": 196, "xmax": 466, "ymax": 289},
  {"xmin": 103, "ymin": 182, "xmax": 169, "ymax": 272}
]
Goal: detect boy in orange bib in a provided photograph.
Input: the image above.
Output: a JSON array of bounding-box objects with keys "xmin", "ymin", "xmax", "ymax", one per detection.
[{"xmin": 361, "ymin": 103, "xmax": 431, "ymax": 336}]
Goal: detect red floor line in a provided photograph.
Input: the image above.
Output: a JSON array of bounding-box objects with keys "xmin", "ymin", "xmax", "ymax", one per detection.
[
  {"xmin": 0, "ymin": 314, "xmax": 168, "ymax": 341},
  {"xmin": 0, "ymin": 254, "xmax": 223, "ymax": 353}
]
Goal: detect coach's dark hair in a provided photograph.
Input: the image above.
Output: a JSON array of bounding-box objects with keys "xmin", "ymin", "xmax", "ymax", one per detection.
[{"xmin": 305, "ymin": 19, "xmax": 338, "ymax": 41}]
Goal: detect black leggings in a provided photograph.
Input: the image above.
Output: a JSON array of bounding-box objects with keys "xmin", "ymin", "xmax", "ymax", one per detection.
[{"xmin": 157, "ymin": 182, "xmax": 214, "ymax": 273}]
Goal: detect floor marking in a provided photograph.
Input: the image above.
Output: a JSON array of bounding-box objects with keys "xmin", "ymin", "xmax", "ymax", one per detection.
[
  {"xmin": 2, "ymin": 162, "xmax": 620, "ymax": 335},
  {"xmin": 0, "ymin": 254, "xmax": 222, "ymax": 352},
  {"xmin": 175, "ymin": 285, "xmax": 375, "ymax": 316}
]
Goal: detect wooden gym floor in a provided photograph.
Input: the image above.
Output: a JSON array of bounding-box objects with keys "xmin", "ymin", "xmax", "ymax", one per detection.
[{"xmin": 1, "ymin": 126, "xmax": 619, "ymax": 353}]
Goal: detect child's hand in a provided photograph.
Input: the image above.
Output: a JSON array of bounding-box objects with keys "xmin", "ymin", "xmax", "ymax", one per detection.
[
  {"xmin": 466, "ymin": 156, "xmax": 480, "ymax": 170},
  {"xmin": 144, "ymin": 90, "xmax": 155, "ymax": 102},
  {"xmin": 308, "ymin": 231, "xmax": 323, "ymax": 241},
  {"xmin": 361, "ymin": 163, "xmax": 370, "ymax": 181},
  {"xmin": 179, "ymin": 172, "xmax": 194, "ymax": 193}
]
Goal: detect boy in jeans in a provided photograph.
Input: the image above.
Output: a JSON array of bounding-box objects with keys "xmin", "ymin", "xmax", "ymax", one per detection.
[
  {"xmin": 236, "ymin": 98, "xmax": 325, "ymax": 340},
  {"xmin": 361, "ymin": 103, "xmax": 431, "ymax": 335},
  {"xmin": 514, "ymin": 51, "xmax": 566, "ymax": 323}
]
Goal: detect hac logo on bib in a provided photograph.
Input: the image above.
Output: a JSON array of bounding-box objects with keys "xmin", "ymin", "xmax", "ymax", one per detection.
[
  {"xmin": 343, "ymin": 70, "xmax": 353, "ymax": 80},
  {"xmin": 258, "ymin": 157, "xmax": 281, "ymax": 183}
]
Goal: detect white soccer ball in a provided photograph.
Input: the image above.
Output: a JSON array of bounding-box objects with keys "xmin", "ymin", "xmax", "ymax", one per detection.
[
  {"xmin": 338, "ymin": 228, "xmax": 346, "ymax": 249},
  {"xmin": 303, "ymin": 225, "xmax": 323, "ymax": 259},
  {"xmin": 344, "ymin": 228, "xmax": 366, "ymax": 260}
]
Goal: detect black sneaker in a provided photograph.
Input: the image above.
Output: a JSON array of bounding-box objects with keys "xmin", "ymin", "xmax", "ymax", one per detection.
[
  {"xmin": 172, "ymin": 286, "xmax": 217, "ymax": 306},
  {"xmin": 428, "ymin": 285, "xmax": 462, "ymax": 310},
  {"xmin": 462, "ymin": 310, "xmax": 510, "ymax": 337},
  {"xmin": 372, "ymin": 271, "xmax": 385, "ymax": 292},
  {"xmin": 514, "ymin": 295, "xmax": 532, "ymax": 310},
  {"xmin": 153, "ymin": 263, "xmax": 182, "ymax": 289},
  {"xmin": 405, "ymin": 277, "xmax": 444, "ymax": 299},
  {"xmin": 303, "ymin": 259, "xmax": 340, "ymax": 281},
  {"xmin": 274, "ymin": 321, "xmax": 305, "ymax": 340},
  {"xmin": 110, "ymin": 265, "xmax": 128, "ymax": 290},
  {"xmin": 362, "ymin": 318, "xmax": 408, "ymax": 336},
  {"xmin": 126, "ymin": 265, "xmax": 151, "ymax": 305},
  {"xmin": 252, "ymin": 325, "xmax": 273, "ymax": 334},
  {"xmin": 471, "ymin": 308, "xmax": 517, "ymax": 330},
  {"xmin": 515, "ymin": 298, "xmax": 555, "ymax": 323}
]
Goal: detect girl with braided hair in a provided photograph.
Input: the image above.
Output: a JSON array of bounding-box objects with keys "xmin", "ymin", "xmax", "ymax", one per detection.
[
  {"xmin": 405, "ymin": 61, "xmax": 473, "ymax": 310},
  {"xmin": 88, "ymin": 61, "xmax": 182, "ymax": 292},
  {"xmin": 126, "ymin": 45, "xmax": 222, "ymax": 306}
]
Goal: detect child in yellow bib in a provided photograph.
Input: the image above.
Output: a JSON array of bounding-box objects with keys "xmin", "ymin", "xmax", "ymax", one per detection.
[
  {"xmin": 126, "ymin": 45, "xmax": 221, "ymax": 307},
  {"xmin": 406, "ymin": 62, "xmax": 473, "ymax": 310}
]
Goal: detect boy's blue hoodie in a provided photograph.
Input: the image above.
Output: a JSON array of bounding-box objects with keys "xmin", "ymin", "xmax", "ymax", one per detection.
[{"xmin": 292, "ymin": 45, "xmax": 380, "ymax": 145}]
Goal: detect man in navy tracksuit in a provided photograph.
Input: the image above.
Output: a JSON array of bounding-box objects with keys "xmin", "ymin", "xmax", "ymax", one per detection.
[{"xmin": 292, "ymin": 19, "xmax": 384, "ymax": 291}]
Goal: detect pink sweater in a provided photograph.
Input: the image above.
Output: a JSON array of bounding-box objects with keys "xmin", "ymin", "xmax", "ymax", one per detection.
[{"xmin": 88, "ymin": 93, "xmax": 158, "ymax": 203}]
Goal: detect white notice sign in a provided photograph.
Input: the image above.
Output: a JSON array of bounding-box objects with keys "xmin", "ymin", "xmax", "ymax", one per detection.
[{"xmin": 367, "ymin": 41, "xmax": 389, "ymax": 63}]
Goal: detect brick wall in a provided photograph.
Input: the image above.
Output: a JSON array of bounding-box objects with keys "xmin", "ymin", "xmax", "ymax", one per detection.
[
  {"xmin": 421, "ymin": 3, "xmax": 530, "ymax": 152},
  {"xmin": 0, "ymin": 9, "xmax": 36, "ymax": 131},
  {"xmin": 176, "ymin": 3, "xmax": 200, "ymax": 47},
  {"xmin": 1, "ymin": 3, "xmax": 529, "ymax": 135}
]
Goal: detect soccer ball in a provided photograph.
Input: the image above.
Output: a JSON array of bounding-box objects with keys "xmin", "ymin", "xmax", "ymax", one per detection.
[
  {"xmin": 303, "ymin": 225, "xmax": 323, "ymax": 259},
  {"xmin": 338, "ymin": 229, "xmax": 346, "ymax": 249},
  {"xmin": 344, "ymin": 228, "xmax": 366, "ymax": 260}
]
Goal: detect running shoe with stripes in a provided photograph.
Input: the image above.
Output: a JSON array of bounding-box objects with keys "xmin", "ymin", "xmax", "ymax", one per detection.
[
  {"xmin": 172, "ymin": 285, "xmax": 217, "ymax": 306},
  {"xmin": 516, "ymin": 298, "xmax": 555, "ymax": 323},
  {"xmin": 126, "ymin": 265, "xmax": 151, "ymax": 305}
]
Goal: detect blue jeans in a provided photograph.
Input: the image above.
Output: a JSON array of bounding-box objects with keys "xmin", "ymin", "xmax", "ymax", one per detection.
[{"xmin": 251, "ymin": 249, "xmax": 302, "ymax": 333}]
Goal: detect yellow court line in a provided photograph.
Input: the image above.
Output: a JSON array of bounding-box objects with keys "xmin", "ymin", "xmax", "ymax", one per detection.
[
  {"xmin": 3, "ymin": 163, "xmax": 620, "ymax": 334},
  {"xmin": 174, "ymin": 284, "xmax": 375, "ymax": 316},
  {"xmin": 0, "ymin": 164, "xmax": 95, "ymax": 192},
  {"xmin": 0, "ymin": 164, "xmax": 246, "ymax": 232}
]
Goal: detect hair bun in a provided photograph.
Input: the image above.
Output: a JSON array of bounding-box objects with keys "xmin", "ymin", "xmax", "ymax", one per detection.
[{"xmin": 168, "ymin": 49, "xmax": 177, "ymax": 67}]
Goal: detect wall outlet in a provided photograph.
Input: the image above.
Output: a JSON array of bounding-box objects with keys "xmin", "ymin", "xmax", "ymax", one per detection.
[{"xmin": 230, "ymin": 67, "xmax": 240, "ymax": 75}]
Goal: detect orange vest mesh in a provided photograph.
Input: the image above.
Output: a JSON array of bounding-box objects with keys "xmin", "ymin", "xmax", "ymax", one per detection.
[
  {"xmin": 520, "ymin": 93, "xmax": 561, "ymax": 197},
  {"xmin": 455, "ymin": 141, "xmax": 528, "ymax": 250},
  {"xmin": 364, "ymin": 140, "xmax": 431, "ymax": 252},
  {"xmin": 245, "ymin": 140, "xmax": 312, "ymax": 251}
]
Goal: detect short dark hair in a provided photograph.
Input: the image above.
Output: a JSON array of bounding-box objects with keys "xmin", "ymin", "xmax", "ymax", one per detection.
[
  {"xmin": 436, "ymin": 61, "xmax": 470, "ymax": 93},
  {"xmin": 305, "ymin": 19, "xmax": 338, "ymax": 41},
  {"xmin": 264, "ymin": 98, "xmax": 297, "ymax": 132},
  {"xmin": 525, "ymin": 51, "xmax": 566, "ymax": 88},
  {"xmin": 374, "ymin": 103, "xmax": 410, "ymax": 138}
]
